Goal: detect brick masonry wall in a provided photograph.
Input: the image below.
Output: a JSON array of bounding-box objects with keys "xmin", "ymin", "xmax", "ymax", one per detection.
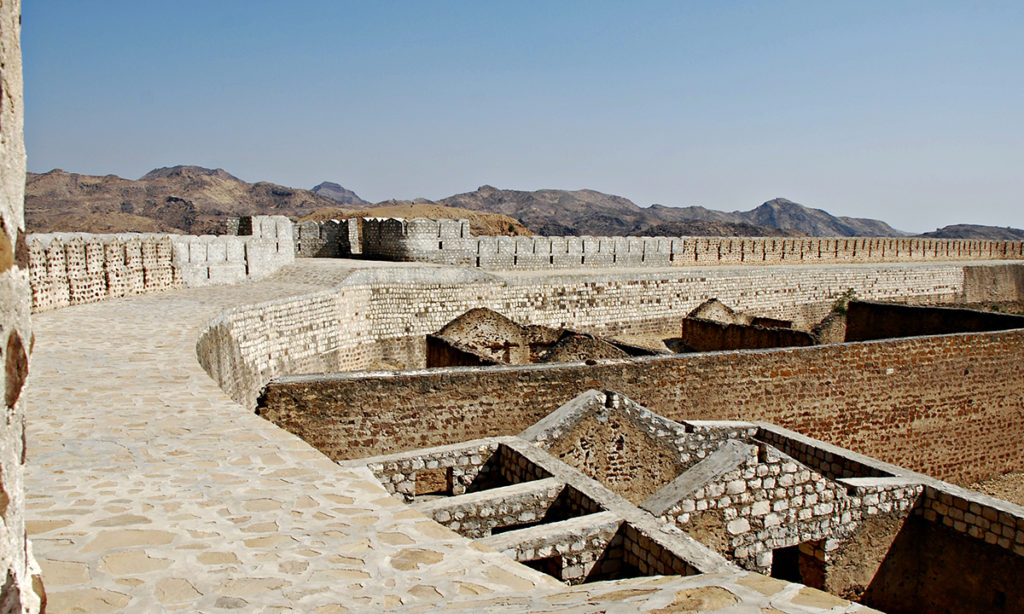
[
  {"xmin": 197, "ymin": 290, "xmax": 351, "ymax": 410},
  {"xmin": 344, "ymin": 217, "xmax": 1024, "ymax": 270},
  {"xmin": 260, "ymin": 326, "xmax": 1024, "ymax": 487},
  {"xmin": 0, "ymin": 0, "xmax": 44, "ymax": 608}
]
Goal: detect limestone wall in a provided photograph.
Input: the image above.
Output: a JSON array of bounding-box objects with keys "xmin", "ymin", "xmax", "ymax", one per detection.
[
  {"xmin": 196, "ymin": 290, "xmax": 353, "ymax": 410},
  {"xmin": 346, "ymin": 217, "xmax": 1024, "ymax": 270},
  {"xmin": 293, "ymin": 219, "xmax": 342, "ymax": 258},
  {"xmin": 26, "ymin": 215, "xmax": 294, "ymax": 312},
  {"xmin": 0, "ymin": 0, "xmax": 44, "ymax": 608}
]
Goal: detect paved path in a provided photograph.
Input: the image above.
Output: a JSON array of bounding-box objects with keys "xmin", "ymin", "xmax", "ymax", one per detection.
[{"xmin": 24, "ymin": 260, "xmax": 876, "ymax": 613}]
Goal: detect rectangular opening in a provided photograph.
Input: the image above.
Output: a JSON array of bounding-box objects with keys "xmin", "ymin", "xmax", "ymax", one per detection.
[
  {"xmin": 770, "ymin": 541, "xmax": 824, "ymax": 589},
  {"xmin": 522, "ymin": 555, "xmax": 563, "ymax": 578}
]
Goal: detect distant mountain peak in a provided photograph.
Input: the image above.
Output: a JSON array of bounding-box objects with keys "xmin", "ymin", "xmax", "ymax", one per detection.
[
  {"xmin": 311, "ymin": 181, "xmax": 368, "ymax": 205},
  {"xmin": 140, "ymin": 165, "xmax": 240, "ymax": 182}
]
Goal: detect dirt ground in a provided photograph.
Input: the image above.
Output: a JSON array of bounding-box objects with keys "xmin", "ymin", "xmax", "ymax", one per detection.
[{"xmin": 969, "ymin": 473, "xmax": 1024, "ymax": 507}]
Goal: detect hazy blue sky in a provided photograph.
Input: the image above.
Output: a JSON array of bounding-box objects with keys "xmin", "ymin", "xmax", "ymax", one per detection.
[{"xmin": 22, "ymin": 1, "xmax": 1023, "ymax": 232}]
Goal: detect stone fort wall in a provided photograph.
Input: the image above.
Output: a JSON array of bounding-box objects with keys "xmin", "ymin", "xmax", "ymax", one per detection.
[
  {"xmin": 26, "ymin": 215, "xmax": 294, "ymax": 312},
  {"xmin": 197, "ymin": 261, "xmax": 993, "ymax": 410},
  {"xmin": 311, "ymin": 216, "xmax": 1024, "ymax": 270}
]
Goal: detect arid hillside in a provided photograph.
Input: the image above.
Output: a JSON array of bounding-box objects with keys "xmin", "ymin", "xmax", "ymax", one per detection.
[
  {"xmin": 918, "ymin": 224, "xmax": 1024, "ymax": 240},
  {"xmin": 27, "ymin": 166, "xmax": 1022, "ymax": 240},
  {"xmin": 633, "ymin": 221, "xmax": 806, "ymax": 238},
  {"xmin": 437, "ymin": 186, "xmax": 906, "ymax": 237},
  {"xmin": 26, "ymin": 166, "xmax": 356, "ymax": 234}
]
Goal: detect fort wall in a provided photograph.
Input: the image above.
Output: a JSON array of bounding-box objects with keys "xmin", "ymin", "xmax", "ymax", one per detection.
[
  {"xmin": 26, "ymin": 215, "xmax": 294, "ymax": 312},
  {"xmin": 198, "ymin": 261, "xmax": 986, "ymax": 409},
  {"xmin": 314, "ymin": 217, "xmax": 1024, "ymax": 270},
  {"xmin": 259, "ymin": 326, "xmax": 1024, "ymax": 487}
]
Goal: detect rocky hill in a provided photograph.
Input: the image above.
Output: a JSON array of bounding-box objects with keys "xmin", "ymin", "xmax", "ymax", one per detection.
[
  {"xmin": 917, "ymin": 224, "xmax": 1024, "ymax": 241},
  {"xmin": 633, "ymin": 220, "xmax": 806, "ymax": 238},
  {"xmin": 27, "ymin": 166, "xmax": 1019, "ymax": 240},
  {"xmin": 438, "ymin": 185, "xmax": 649, "ymax": 236},
  {"xmin": 311, "ymin": 181, "xmax": 368, "ymax": 205},
  {"xmin": 26, "ymin": 166, "xmax": 356, "ymax": 234},
  {"xmin": 436, "ymin": 187, "xmax": 905, "ymax": 237},
  {"xmin": 300, "ymin": 203, "xmax": 531, "ymax": 236}
]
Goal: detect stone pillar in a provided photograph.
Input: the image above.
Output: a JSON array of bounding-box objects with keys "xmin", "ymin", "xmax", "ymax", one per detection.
[{"xmin": 0, "ymin": 0, "xmax": 45, "ymax": 609}]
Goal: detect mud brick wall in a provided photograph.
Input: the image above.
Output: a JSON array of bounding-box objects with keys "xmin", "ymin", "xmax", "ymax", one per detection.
[
  {"xmin": 0, "ymin": 0, "xmax": 44, "ymax": 607},
  {"xmin": 845, "ymin": 300, "xmax": 1024, "ymax": 342},
  {"xmin": 680, "ymin": 318, "xmax": 817, "ymax": 351},
  {"xmin": 260, "ymin": 326, "xmax": 1024, "ymax": 486},
  {"xmin": 350, "ymin": 217, "xmax": 1024, "ymax": 270}
]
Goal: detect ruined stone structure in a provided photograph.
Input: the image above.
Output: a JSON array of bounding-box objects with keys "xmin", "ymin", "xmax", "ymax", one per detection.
[
  {"xmin": 349, "ymin": 389, "xmax": 1023, "ymax": 611},
  {"xmin": 0, "ymin": 1, "xmax": 44, "ymax": 609},
  {"xmin": 678, "ymin": 299, "xmax": 818, "ymax": 352},
  {"xmin": 16, "ymin": 251, "xmax": 1024, "ymax": 612},
  {"xmin": 198, "ymin": 258, "xmax": 1008, "ymax": 409},
  {"xmin": 426, "ymin": 307, "xmax": 660, "ymax": 367},
  {"xmin": 299, "ymin": 216, "xmax": 1024, "ymax": 270}
]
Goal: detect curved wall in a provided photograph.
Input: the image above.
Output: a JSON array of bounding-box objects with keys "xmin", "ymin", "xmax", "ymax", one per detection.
[{"xmin": 194, "ymin": 261, "xmax": 1010, "ymax": 411}]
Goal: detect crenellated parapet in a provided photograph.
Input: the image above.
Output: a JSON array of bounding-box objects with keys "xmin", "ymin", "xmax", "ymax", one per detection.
[
  {"xmin": 299, "ymin": 216, "xmax": 1024, "ymax": 269},
  {"xmin": 27, "ymin": 215, "xmax": 295, "ymax": 312}
]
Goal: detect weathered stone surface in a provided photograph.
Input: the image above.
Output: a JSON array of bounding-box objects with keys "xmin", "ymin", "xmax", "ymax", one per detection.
[
  {"xmin": 99, "ymin": 550, "xmax": 172, "ymax": 575},
  {"xmin": 0, "ymin": 3, "xmax": 43, "ymax": 609}
]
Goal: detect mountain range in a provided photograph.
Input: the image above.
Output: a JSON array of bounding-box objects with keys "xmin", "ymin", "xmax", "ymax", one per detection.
[
  {"xmin": 25, "ymin": 165, "xmax": 1022, "ymax": 240},
  {"xmin": 26, "ymin": 166, "xmax": 342, "ymax": 234}
]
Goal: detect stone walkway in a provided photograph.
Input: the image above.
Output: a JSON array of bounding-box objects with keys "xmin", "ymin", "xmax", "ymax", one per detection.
[{"xmin": 24, "ymin": 260, "xmax": 878, "ymax": 612}]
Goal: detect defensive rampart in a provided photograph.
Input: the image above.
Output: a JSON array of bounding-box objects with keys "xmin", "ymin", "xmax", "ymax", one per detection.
[
  {"xmin": 307, "ymin": 216, "xmax": 1024, "ymax": 270},
  {"xmin": 27, "ymin": 215, "xmax": 294, "ymax": 312},
  {"xmin": 196, "ymin": 261, "xmax": 999, "ymax": 410}
]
